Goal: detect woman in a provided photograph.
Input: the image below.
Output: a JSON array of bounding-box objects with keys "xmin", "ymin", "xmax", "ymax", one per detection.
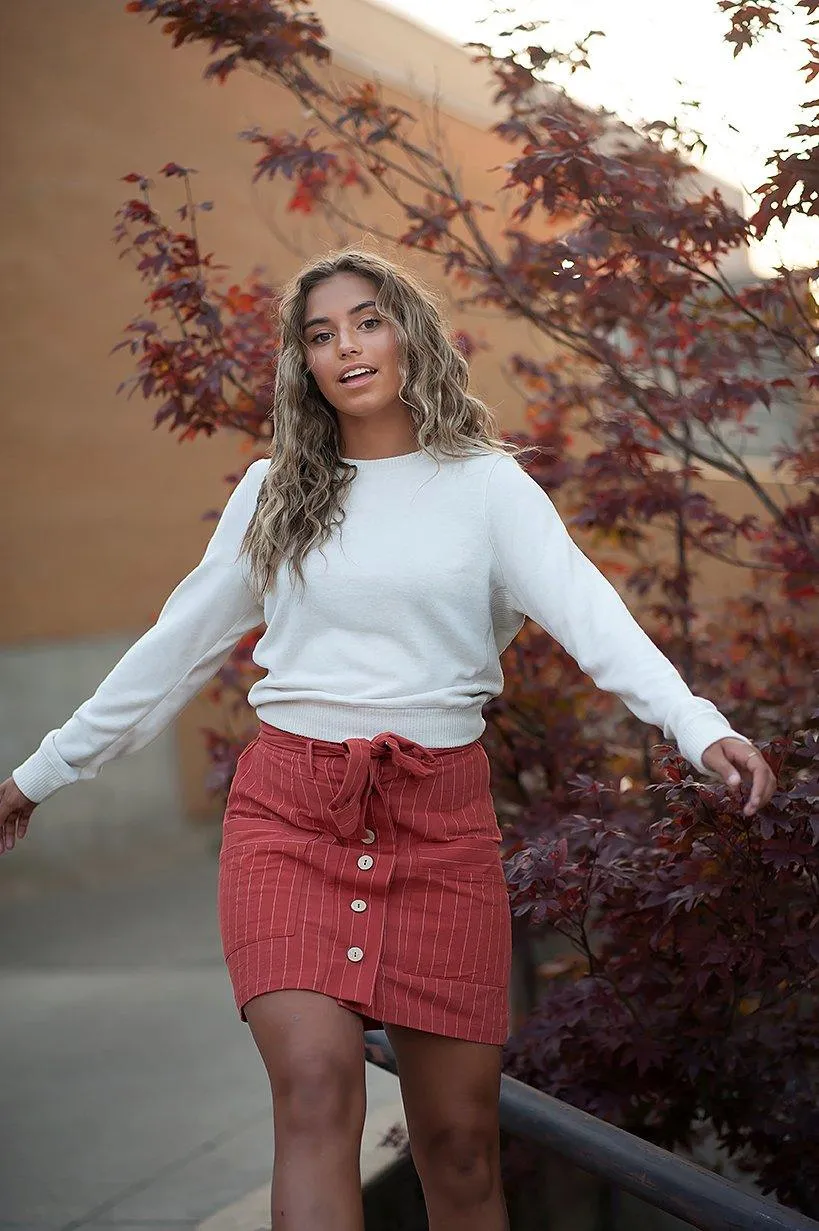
[{"xmin": 0, "ymin": 249, "xmax": 776, "ymax": 1230}]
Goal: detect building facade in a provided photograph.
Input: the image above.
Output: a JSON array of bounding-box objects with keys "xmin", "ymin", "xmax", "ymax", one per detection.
[{"xmin": 0, "ymin": 0, "xmax": 797, "ymax": 880}]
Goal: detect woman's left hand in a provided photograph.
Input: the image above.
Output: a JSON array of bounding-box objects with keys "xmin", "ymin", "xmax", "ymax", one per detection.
[{"xmin": 700, "ymin": 738, "xmax": 777, "ymax": 816}]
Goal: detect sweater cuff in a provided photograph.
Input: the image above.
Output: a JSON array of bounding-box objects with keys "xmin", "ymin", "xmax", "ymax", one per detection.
[
  {"xmin": 674, "ymin": 716, "xmax": 753, "ymax": 775},
  {"xmin": 12, "ymin": 738, "xmax": 80, "ymax": 804}
]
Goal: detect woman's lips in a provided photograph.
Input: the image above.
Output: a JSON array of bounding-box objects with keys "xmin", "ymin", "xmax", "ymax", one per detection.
[{"xmin": 338, "ymin": 370, "xmax": 377, "ymax": 388}]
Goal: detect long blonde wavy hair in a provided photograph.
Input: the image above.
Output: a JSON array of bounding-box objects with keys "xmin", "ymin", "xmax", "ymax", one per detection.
[{"xmin": 241, "ymin": 247, "xmax": 522, "ymax": 597}]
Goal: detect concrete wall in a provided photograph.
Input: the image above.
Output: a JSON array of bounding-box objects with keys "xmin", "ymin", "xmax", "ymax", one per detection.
[{"xmin": 0, "ymin": 635, "xmax": 190, "ymax": 891}]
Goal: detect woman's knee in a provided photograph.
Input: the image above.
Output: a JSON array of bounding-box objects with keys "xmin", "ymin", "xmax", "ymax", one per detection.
[
  {"xmin": 245, "ymin": 991, "xmax": 366, "ymax": 1139},
  {"xmin": 274, "ymin": 1049, "xmax": 365, "ymax": 1136},
  {"xmin": 413, "ymin": 1119, "xmax": 499, "ymax": 1206}
]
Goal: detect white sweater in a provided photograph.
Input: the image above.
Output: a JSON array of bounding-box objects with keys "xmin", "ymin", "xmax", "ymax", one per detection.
[{"xmin": 13, "ymin": 449, "xmax": 749, "ymax": 803}]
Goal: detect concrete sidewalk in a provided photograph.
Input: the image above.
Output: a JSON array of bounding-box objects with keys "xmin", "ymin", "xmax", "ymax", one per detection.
[{"xmin": 0, "ymin": 839, "xmax": 403, "ymax": 1230}]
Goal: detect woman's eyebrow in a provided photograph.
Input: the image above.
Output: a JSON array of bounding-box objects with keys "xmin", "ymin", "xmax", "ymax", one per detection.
[{"xmin": 303, "ymin": 300, "xmax": 377, "ymax": 331}]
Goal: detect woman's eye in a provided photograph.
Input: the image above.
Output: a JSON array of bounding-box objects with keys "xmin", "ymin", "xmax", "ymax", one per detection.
[{"xmin": 307, "ymin": 318, "xmax": 379, "ymax": 344}]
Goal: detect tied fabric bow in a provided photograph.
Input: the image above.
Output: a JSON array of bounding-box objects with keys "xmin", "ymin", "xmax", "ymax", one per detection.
[{"xmin": 313, "ymin": 732, "xmax": 438, "ymax": 842}]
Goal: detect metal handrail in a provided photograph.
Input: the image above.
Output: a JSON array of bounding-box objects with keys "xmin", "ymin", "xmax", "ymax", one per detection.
[{"xmin": 363, "ymin": 1031, "xmax": 817, "ymax": 1231}]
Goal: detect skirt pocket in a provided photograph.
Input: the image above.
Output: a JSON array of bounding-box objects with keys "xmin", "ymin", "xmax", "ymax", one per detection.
[
  {"xmin": 410, "ymin": 844, "xmax": 511, "ymax": 987},
  {"xmin": 218, "ymin": 839, "xmax": 310, "ymax": 960}
]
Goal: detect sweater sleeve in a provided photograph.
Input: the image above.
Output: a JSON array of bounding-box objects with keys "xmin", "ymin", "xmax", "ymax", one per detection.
[
  {"xmin": 484, "ymin": 455, "xmax": 752, "ymax": 774},
  {"xmin": 12, "ymin": 460, "xmax": 269, "ymax": 804}
]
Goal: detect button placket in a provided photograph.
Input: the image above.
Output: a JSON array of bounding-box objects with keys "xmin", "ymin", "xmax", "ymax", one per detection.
[
  {"xmin": 346, "ymin": 847, "xmax": 374, "ymax": 969},
  {"xmin": 336, "ymin": 738, "xmax": 407, "ymax": 995}
]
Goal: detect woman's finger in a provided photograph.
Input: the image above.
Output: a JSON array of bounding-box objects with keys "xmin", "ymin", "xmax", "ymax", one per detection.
[
  {"xmin": 724, "ymin": 744, "xmax": 775, "ymax": 817},
  {"xmin": 703, "ymin": 742, "xmax": 741, "ymax": 789},
  {"xmin": 1, "ymin": 815, "xmax": 15, "ymax": 853},
  {"xmin": 1, "ymin": 808, "xmax": 31, "ymax": 852},
  {"xmin": 0, "ymin": 780, "xmax": 36, "ymax": 852},
  {"xmin": 701, "ymin": 740, "xmax": 777, "ymax": 817}
]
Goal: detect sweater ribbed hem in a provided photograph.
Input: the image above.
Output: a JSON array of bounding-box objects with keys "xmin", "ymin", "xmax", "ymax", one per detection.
[
  {"xmin": 12, "ymin": 743, "xmax": 77, "ymax": 805},
  {"xmin": 675, "ymin": 716, "xmax": 752, "ymax": 774},
  {"xmin": 254, "ymin": 700, "xmax": 485, "ymax": 749}
]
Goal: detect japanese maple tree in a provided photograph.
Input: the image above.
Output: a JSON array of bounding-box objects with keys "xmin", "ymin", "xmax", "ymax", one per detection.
[{"xmin": 115, "ymin": 0, "xmax": 818, "ymax": 1212}]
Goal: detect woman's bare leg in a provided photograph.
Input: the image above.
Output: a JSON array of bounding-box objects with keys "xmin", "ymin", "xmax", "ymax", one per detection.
[
  {"xmin": 386, "ymin": 1023, "xmax": 509, "ymax": 1231},
  {"xmin": 245, "ymin": 990, "xmax": 367, "ymax": 1231}
]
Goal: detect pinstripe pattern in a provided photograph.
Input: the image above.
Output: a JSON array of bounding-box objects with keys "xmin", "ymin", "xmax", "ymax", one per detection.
[{"xmin": 218, "ymin": 722, "xmax": 511, "ymax": 1044}]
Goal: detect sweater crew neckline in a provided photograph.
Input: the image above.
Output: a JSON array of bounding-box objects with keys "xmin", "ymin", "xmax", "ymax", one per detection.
[{"xmin": 340, "ymin": 449, "xmax": 424, "ymax": 469}]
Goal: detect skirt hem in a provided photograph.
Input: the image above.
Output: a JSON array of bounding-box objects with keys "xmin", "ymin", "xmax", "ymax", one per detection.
[{"xmin": 231, "ymin": 960, "xmax": 510, "ymax": 1046}]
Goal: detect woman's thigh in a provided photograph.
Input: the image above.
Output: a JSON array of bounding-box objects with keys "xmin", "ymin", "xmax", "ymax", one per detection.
[
  {"xmin": 385, "ymin": 1022, "xmax": 502, "ymax": 1154},
  {"xmin": 245, "ymin": 990, "xmax": 368, "ymax": 1138}
]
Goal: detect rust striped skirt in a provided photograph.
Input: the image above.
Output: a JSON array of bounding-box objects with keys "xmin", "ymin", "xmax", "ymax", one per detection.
[{"xmin": 217, "ymin": 721, "xmax": 512, "ymax": 1045}]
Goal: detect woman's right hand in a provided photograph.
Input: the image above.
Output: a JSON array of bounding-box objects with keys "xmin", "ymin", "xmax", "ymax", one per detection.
[{"xmin": 0, "ymin": 777, "xmax": 37, "ymax": 854}]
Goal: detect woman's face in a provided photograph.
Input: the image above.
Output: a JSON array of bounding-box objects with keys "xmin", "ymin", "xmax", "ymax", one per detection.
[{"xmin": 302, "ymin": 272, "xmax": 404, "ymax": 428}]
